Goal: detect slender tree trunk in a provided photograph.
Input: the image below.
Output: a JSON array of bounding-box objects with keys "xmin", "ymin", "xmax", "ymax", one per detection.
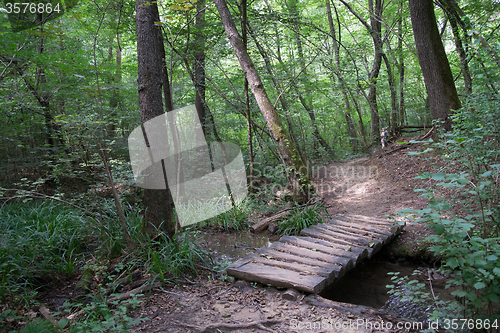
[
  {"xmin": 241, "ymin": 0, "xmax": 254, "ymax": 193},
  {"xmin": 135, "ymin": 0, "xmax": 176, "ymax": 238},
  {"xmin": 326, "ymin": 0, "xmax": 358, "ymax": 152},
  {"xmin": 382, "ymin": 53, "xmax": 398, "ymax": 132},
  {"xmin": 398, "ymin": 1, "xmax": 406, "ymax": 127},
  {"xmin": 194, "ymin": 0, "xmax": 208, "ymax": 141},
  {"xmin": 367, "ymin": 0, "xmax": 383, "ymax": 142},
  {"xmin": 215, "ymin": 0, "xmax": 313, "ymax": 203},
  {"xmin": 247, "ymin": 24, "xmax": 305, "ymax": 166},
  {"xmin": 448, "ymin": 12, "xmax": 472, "ymax": 95},
  {"xmin": 288, "ymin": 0, "xmax": 334, "ymax": 157},
  {"xmin": 409, "ymin": 0, "xmax": 461, "ymax": 131}
]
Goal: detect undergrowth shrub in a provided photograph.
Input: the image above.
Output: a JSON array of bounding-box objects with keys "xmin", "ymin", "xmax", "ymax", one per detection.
[
  {"xmin": 144, "ymin": 230, "xmax": 213, "ymax": 282},
  {"xmin": 208, "ymin": 203, "xmax": 250, "ymax": 231},
  {"xmin": 0, "ymin": 200, "xmax": 90, "ymax": 307},
  {"xmin": 276, "ymin": 201, "xmax": 329, "ymax": 236},
  {"xmin": 394, "ymin": 89, "xmax": 500, "ymax": 328}
]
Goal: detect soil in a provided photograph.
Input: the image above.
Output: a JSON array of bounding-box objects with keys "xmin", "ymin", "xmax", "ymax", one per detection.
[{"xmin": 126, "ymin": 142, "xmax": 447, "ymax": 332}]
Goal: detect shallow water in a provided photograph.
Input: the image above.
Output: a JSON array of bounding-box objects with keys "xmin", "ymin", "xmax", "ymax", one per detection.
[
  {"xmin": 199, "ymin": 230, "xmax": 271, "ymax": 262},
  {"xmin": 320, "ymin": 260, "xmax": 457, "ymax": 322}
]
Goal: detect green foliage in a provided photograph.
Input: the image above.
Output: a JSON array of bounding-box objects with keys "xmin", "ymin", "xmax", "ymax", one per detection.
[
  {"xmin": 276, "ymin": 201, "xmax": 328, "ymax": 236},
  {"xmin": 59, "ymin": 294, "xmax": 147, "ymax": 332},
  {"xmin": 208, "ymin": 203, "xmax": 250, "ymax": 231},
  {"xmin": 144, "ymin": 230, "xmax": 213, "ymax": 282},
  {"xmin": 396, "ymin": 91, "xmax": 500, "ymax": 321},
  {"xmin": 386, "ymin": 271, "xmax": 463, "ymax": 329},
  {"xmin": 0, "ymin": 200, "xmax": 89, "ymax": 306},
  {"xmin": 20, "ymin": 318, "xmax": 59, "ymax": 333}
]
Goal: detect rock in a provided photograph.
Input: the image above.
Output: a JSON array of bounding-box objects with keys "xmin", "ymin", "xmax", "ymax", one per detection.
[
  {"xmin": 233, "ymin": 280, "xmax": 251, "ymax": 289},
  {"xmin": 282, "ymin": 288, "xmax": 300, "ymax": 301},
  {"xmin": 268, "ymin": 223, "xmax": 279, "ymax": 234}
]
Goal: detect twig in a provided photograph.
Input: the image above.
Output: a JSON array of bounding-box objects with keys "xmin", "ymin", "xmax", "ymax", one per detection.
[{"xmin": 39, "ymin": 305, "xmax": 58, "ymax": 328}]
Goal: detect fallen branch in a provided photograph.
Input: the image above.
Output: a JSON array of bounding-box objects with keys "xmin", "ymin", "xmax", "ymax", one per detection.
[
  {"xmin": 419, "ymin": 126, "xmax": 434, "ymax": 141},
  {"xmin": 174, "ymin": 319, "xmax": 282, "ymax": 332},
  {"xmin": 39, "ymin": 305, "xmax": 59, "ymax": 328},
  {"xmin": 250, "ymin": 198, "xmax": 323, "ymax": 233}
]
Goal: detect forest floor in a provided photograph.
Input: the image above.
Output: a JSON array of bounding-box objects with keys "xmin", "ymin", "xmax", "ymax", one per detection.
[{"xmin": 127, "ymin": 140, "xmax": 449, "ymax": 333}]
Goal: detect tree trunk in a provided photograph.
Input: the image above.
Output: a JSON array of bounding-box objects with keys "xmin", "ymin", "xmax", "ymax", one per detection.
[
  {"xmin": 398, "ymin": 0, "xmax": 406, "ymax": 127},
  {"xmin": 409, "ymin": 0, "xmax": 461, "ymax": 131},
  {"xmin": 288, "ymin": 0, "xmax": 334, "ymax": 157},
  {"xmin": 215, "ymin": 0, "xmax": 313, "ymax": 203},
  {"xmin": 367, "ymin": 0, "xmax": 383, "ymax": 143},
  {"xmin": 382, "ymin": 53, "xmax": 398, "ymax": 132},
  {"xmin": 448, "ymin": 10, "xmax": 472, "ymax": 95},
  {"xmin": 194, "ymin": 0, "xmax": 208, "ymax": 141},
  {"xmin": 135, "ymin": 0, "xmax": 176, "ymax": 238},
  {"xmin": 326, "ymin": 0, "xmax": 358, "ymax": 152},
  {"xmin": 241, "ymin": 0, "xmax": 255, "ymax": 193},
  {"xmin": 247, "ymin": 24, "xmax": 306, "ymax": 167}
]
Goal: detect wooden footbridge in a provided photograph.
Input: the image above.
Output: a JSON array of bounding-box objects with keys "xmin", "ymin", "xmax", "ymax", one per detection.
[{"xmin": 226, "ymin": 214, "xmax": 403, "ymax": 294}]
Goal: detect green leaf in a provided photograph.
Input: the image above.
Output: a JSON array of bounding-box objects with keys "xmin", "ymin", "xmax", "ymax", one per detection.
[
  {"xmin": 432, "ymin": 172, "xmax": 446, "ymax": 181},
  {"xmin": 58, "ymin": 318, "xmax": 69, "ymax": 329},
  {"xmin": 451, "ymin": 289, "xmax": 467, "ymax": 297},
  {"xmin": 447, "ymin": 258, "xmax": 458, "ymax": 269},
  {"xmin": 474, "ymin": 281, "xmax": 486, "ymax": 290},
  {"xmin": 433, "ymin": 224, "xmax": 445, "ymax": 235},
  {"xmin": 481, "ymin": 170, "xmax": 492, "ymax": 177}
]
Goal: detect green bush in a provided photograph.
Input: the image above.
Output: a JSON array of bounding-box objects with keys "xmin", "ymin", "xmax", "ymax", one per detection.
[{"xmin": 395, "ymin": 90, "xmax": 500, "ymax": 325}]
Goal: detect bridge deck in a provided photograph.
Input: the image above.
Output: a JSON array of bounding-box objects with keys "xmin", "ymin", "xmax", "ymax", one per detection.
[{"xmin": 226, "ymin": 214, "xmax": 403, "ymax": 293}]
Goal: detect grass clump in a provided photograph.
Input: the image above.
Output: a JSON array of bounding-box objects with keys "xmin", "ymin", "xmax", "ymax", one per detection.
[
  {"xmin": 145, "ymin": 230, "xmax": 213, "ymax": 282},
  {"xmin": 208, "ymin": 203, "xmax": 250, "ymax": 231},
  {"xmin": 276, "ymin": 201, "xmax": 328, "ymax": 236},
  {"xmin": 0, "ymin": 200, "xmax": 90, "ymax": 306}
]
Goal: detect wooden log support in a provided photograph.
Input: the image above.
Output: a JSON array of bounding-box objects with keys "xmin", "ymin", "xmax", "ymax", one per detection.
[{"xmin": 226, "ymin": 214, "xmax": 401, "ymax": 293}]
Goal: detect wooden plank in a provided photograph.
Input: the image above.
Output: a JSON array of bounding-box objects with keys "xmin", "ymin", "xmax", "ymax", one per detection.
[
  {"xmin": 269, "ymin": 242, "xmax": 354, "ymax": 271},
  {"xmin": 226, "ymin": 261, "xmax": 326, "ymax": 293},
  {"xmin": 337, "ymin": 214, "xmax": 398, "ymax": 227},
  {"xmin": 300, "ymin": 228, "xmax": 373, "ymax": 257},
  {"xmin": 309, "ymin": 224, "xmax": 374, "ymax": 247},
  {"xmin": 329, "ymin": 225, "xmax": 395, "ymax": 246},
  {"xmin": 255, "ymin": 248, "xmax": 346, "ymax": 279},
  {"xmin": 328, "ymin": 219, "xmax": 394, "ymax": 236},
  {"xmin": 279, "ymin": 236, "xmax": 361, "ymax": 263},
  {"xmin": 316, "ymin": 225, "xmax": 384, "ymax": 255},
  {"xmin": 295, "ymin": 236, "xmax": 368, "ymax": 258},
  {"xmin": 330, "ymin": 224, "xmax": 393, "ymax": 241},
  {"xmin": 243, "ymin": 253, "xmax": 333, "ymax": 280},
  {"xmin": 321, "ymin": 223, "xmax": 386, "ymax": 242}
]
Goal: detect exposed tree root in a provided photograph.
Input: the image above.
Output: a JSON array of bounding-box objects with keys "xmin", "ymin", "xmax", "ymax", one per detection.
[{"xmin": 174, "ymin": 319, "xmax": 283, "ymax": 332}]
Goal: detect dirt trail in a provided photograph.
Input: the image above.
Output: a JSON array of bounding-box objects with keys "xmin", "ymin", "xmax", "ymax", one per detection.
[
  {"xmin": 130, "ymin": 156, "xmax": 430, "ymax": 332},
  {"xmin": 312, "ymin": 157, "xmax": 425, "ymax": 218}
]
